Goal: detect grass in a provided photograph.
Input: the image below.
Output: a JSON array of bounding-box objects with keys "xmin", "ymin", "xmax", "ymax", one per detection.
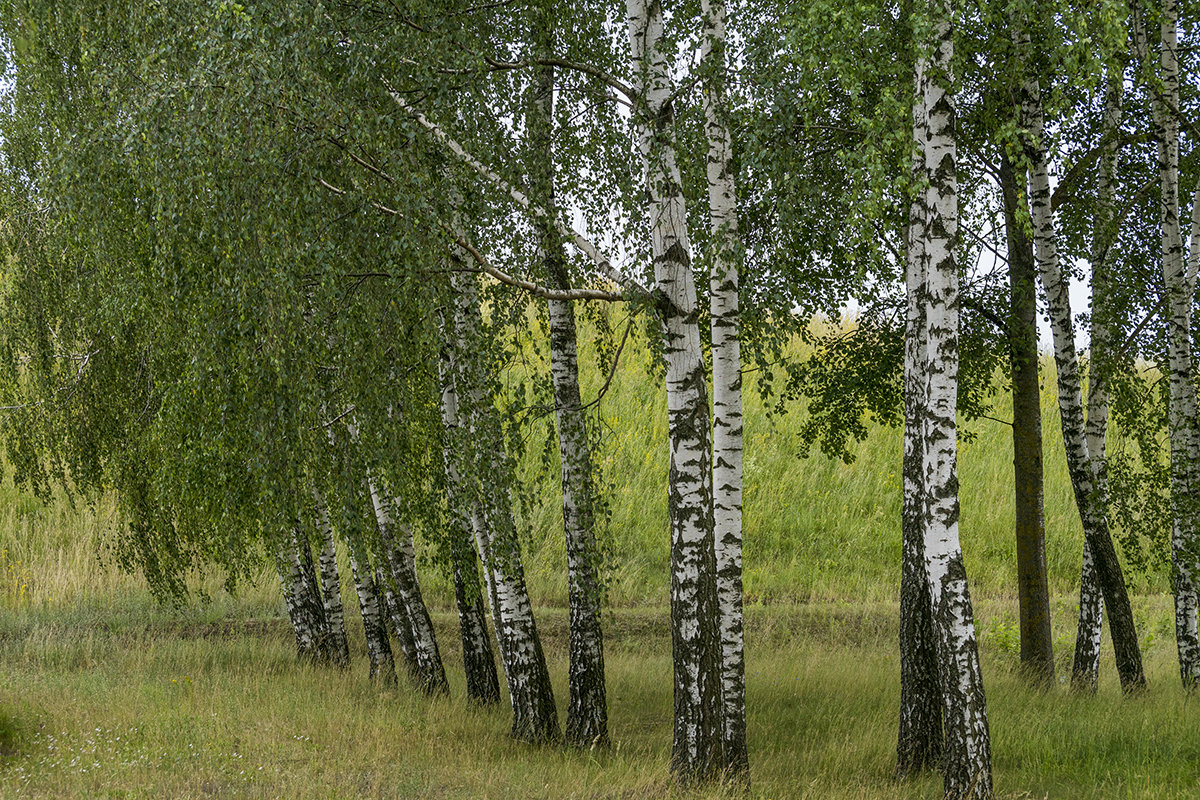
[
  {"xmin": 0, "ymin": 316, "xmax": 1188, "ymax": 797},
  {"xmin": 0, "ymin": 601, "xmax": 1196, "ymax": 799}
]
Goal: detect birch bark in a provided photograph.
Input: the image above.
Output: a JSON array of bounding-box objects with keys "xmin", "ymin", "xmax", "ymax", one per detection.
[
  {"xmin": 916, "ymin": 6, "xmax": 993, "ymax": 796},
  {"xmin": 447, "ymin": 268, "xmax": 560, "ymax": 743},
  {"xmin": 436, "ymin": 331, "xmax": 502, "ymax": 705},
  {"xmin": 701, "ymin": 0, "xmax": 746, "ymax": 776},
  {"xmin": 527, "ymin": 53, "xmax": 609, "ymax": 747},
  {"xmin": 1021, "ymin": 72, "xmax": 1146, "ymax": 692},
  {"xmin": 347, "ymin": 542, "xmax": 398, "ymax": 685},
  {"xmin": 379, "ymin": 563, "xmax": 419, "ymax": 676},
  {"xmin": 626, "ymin": 0, "xmax": 723, "ymax": 780},
  {"xmin": 367, "ymin": 476, "xmax": 450, "ymax": 694},
  {"xmin": 1075, "ymin": 69, "xmax": 1123, "ymax": 691},
  {"xmin": 277, "ymin": 527, "xmax": 326, "ymax": 661},
  {"xmin": 314, "ymin": 492, "xmax": 350, "ymax": 668},
  {"xmin": 999, "ymin": 153, "xmax": 1054, "ymax": 684},
  {"xmin": 897, "ymin": 67, "xmax": 942, "ymax": 778},
  {"xmin": 1156, "ymin": 0, "xmax": 1200, "ymax": 686}
]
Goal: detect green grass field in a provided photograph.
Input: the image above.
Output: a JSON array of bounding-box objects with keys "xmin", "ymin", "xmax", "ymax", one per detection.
[{"xmin": 0, "ymin": 323, "xmax": 1188, "ymax": 798}]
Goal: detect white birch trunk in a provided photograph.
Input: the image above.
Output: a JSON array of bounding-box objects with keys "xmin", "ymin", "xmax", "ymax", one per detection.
[
  {"xmin": 367, "ymin": 476, "xmax": 450, "ymax": 695},
  {"xmin": 626, "ymin": 0, "xmax": 722, "ymax": 780},
  {"xmin": 528, "ymin": 54, "xmax": 609, "ymax": 748},
  {"xmin": 346, "ymin": 543, "xmax": 397, "ymax": 685},
  {"xmin": 436, "ymin": 327, "xmax": 502, "ymax": 705},
  {"xmin": 701, "ymin": 0, "xmax": 746, "ymax": 777},
  {"xmin": 447, "ymin": 268, "xmax": 560, "ymax": 743},
  {"xmin": 379, "ymin": 564, "xmax": 418, "ymax": 673},
  {"xmin": 1021, "ymin": 68, "xmax": 1146, "ymax": 692},
  {"xmin": 276, "ymin": 528, "xmax": 325, "ymax": 661},
  {"xmin": 1156, "ymin": 0, "xmax": 1200, "ymax": 686},
  {"xmin": 916, "ymin": 7, "xmax": 992, "ymax": 797},
  {"xmin": 314, "ymin": 492, "xmax": 350, "ymax": 668},
  {"xmin": 1075, "ymin": 69, "xmax": 1122, "ymax": 690},
  {"xmin": 897, "ymin": 59, "xmax": 942, "ymax": 777}
]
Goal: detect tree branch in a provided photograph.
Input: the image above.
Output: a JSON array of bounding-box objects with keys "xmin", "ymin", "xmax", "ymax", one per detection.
[
  {"xmin": 387, "ymin": 88, "xmax": 657, "ymax": 305},
  {"xmin": 441, "ymin": 223, "xmax": 625, "ymax": 302}
]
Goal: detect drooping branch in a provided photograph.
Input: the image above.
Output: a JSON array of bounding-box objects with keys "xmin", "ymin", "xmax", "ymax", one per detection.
[{"xmin": 386, "ymin": 89, "xmax": 658, "ymax": 306}]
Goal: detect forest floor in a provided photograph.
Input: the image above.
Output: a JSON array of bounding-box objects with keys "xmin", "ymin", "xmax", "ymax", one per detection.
[{"xmin": 1, "ymin": 597, "xmax": 1196, "ymax": 799}]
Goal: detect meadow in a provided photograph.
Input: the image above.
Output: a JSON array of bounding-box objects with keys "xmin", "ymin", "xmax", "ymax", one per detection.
[{"xmin": 0, "ymin": 323, "xmax": 1188, "ymax": 798}]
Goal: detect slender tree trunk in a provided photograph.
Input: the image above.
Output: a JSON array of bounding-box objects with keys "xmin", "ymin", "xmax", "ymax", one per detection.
[
  {"xmin": 897, "ymin": 67, "xmax": 942, "ymax": 779},
  {"xmin": 999, "ymin": 154, "xmax": 1054, "ymax": 685},
  {"xmin": 277, "ymin": 527, "xmax": 327, "ymax": 661},
  {"xmin": 368, "ymin": 477, "xmax": 450, "ymax": 695},
  {"xmin": 314, "ymin": 492, "xmax": 350, "ymax": 668},
  {"xmin": 701, "ymin": 0, "xmax": 747, "ymax": 778},
  {"xmin": 915, "ymin": 8, "xmax": 993, "ymax": 798},
  {"xmin": 526, "ymin": 59, "xmax": 609, "ymax": 748},
  {"xmin": 626, "ymin": 0, "xmax": 723, "ymax": 781},
  {"xmin": 437, "ymin": 331, "xmax": 502, "ymax": 706},
  {"xmin": 447, "ymin": 268, "xmax": 560, "ymax": 743},
  {"xmin": 347, "ymin": 543, "xmax": 398, "ymax": 685},
  {"xmin": 1154, "ymin": 0, "xmax": 1200, "ymax": 687},
  {"xmin": 1073, "ymin": 545, "xmax": 1103, "ymax": 688},
  {"xmin": 1075, "ymin": 68, "xmax": 1123, "ymax": 691},
  {"xmin": 379, "ymin": 563, "xmax": 419, "ymax": 676},
  {"xmin": 1021, "ymin": 71, "xmax": 1146, "ymax": 693}
]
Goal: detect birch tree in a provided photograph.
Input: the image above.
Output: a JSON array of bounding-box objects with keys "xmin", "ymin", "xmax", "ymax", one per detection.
[
  {"xmin": 440, "ymin": 265, "xmax": 560, "ymax": 741},
  {"xmin": 998, "ymin": 148, "xmax": 1054, "ymax": 684},
  {"xmin": 315, "ymin": 501, "xmax": 352, "ymax": 669},
  {"xmin": 701, "ymin": 0, "xmax": 747, "ymax": 776},
  {"xmin": 277, "ymin": 527, "xmax": 330, "ymax": 662},
  {"xmin": 912, "ymin": 3, "xmax": 993, "ymax": 796},
  {"xmin": 368, "ymin": 478, "xmax": 450, "ymax": 695},
  {"xmin": 436, "ymin": 334, "xmax": 503, "ymax": 706},
  {"xmin": 1074, "ymin": 65, "xmax": 1123, "ymax": 691},
  {"xmin": 1018, "ymin": 37, "xmax": 1147, "ymax": 692},
  {"xmin": 625, "ymin": 0, "xmax": 723, "ymax": 779},
  {"xmin": 897, "ymin": 52, "xmax": 943, "ymax": 777},
  {"xmin": 526, "ymin": 43, "xmax": 609, "ymax": 747},
  {"xmin": 1145, "ymin": 0, "xmax": 1200, "ymax": 687}
]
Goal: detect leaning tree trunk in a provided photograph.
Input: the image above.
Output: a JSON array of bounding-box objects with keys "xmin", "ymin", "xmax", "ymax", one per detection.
[
  {"xmin": 526, "ymin": 45, "xmax": 609, "ymax": 748},
  {"xmin": 314, "ymin": 491, "xmax": 351, "ymax": 668},
  {"xmin": 436, "ymin": 331, "xmax": 502, "ymax": 706},
  {"xmin": 277, "ymin": 527, "xmax": 328, "ymax": 661},
  {"xmin": 379, "ymin": 563, "xmax": 419, "ymax": 676},
  {"xmin": 447, "ymin": 268, "xmax": 560, "ymax": 743},
  {"xmin": 701, "ymin": 0, "xmax": 747, "ymax": 777},
  {"xmin": 897, "ymin": 67, "xmax": 942, "ymax": 779},
  {"xmin": 346, "ymin": 539, "xmax": 398, "ymax": 686},
  {"xmin": 1022, "ymin": 70, "xmax": 1146, "ymax": 692},
  {"xmin": 627, "ymin": 0, "xmax": 723, "ymax": 781},
  {"xmin": 1075, "ymin": 68, "xmax": 1123, "ymax": 691},
  {"xmin": 999, "ymin": 153, "xmax": 1054, "ymax": 685},
  {"xmin": 368, "ymin": 477, "xmax": 450, "ymax": 695},
  {"xmin": 916, "ymin": 7, "xmax": 993, "ymax": 798},
  {"xmin": 1155, "ymin": 0, "xmax": 1200, "ymax": 687}
]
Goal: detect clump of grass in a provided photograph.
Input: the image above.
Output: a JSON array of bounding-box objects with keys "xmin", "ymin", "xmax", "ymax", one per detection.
[{"xmin": 0, "ymin": 702, "xmax": 27, "ymax": 759}]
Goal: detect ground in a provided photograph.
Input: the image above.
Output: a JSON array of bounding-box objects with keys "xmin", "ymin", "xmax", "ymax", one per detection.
[{"xmin": 1, "ymin": 598, "xmax": 1196, "ymax": 799}]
